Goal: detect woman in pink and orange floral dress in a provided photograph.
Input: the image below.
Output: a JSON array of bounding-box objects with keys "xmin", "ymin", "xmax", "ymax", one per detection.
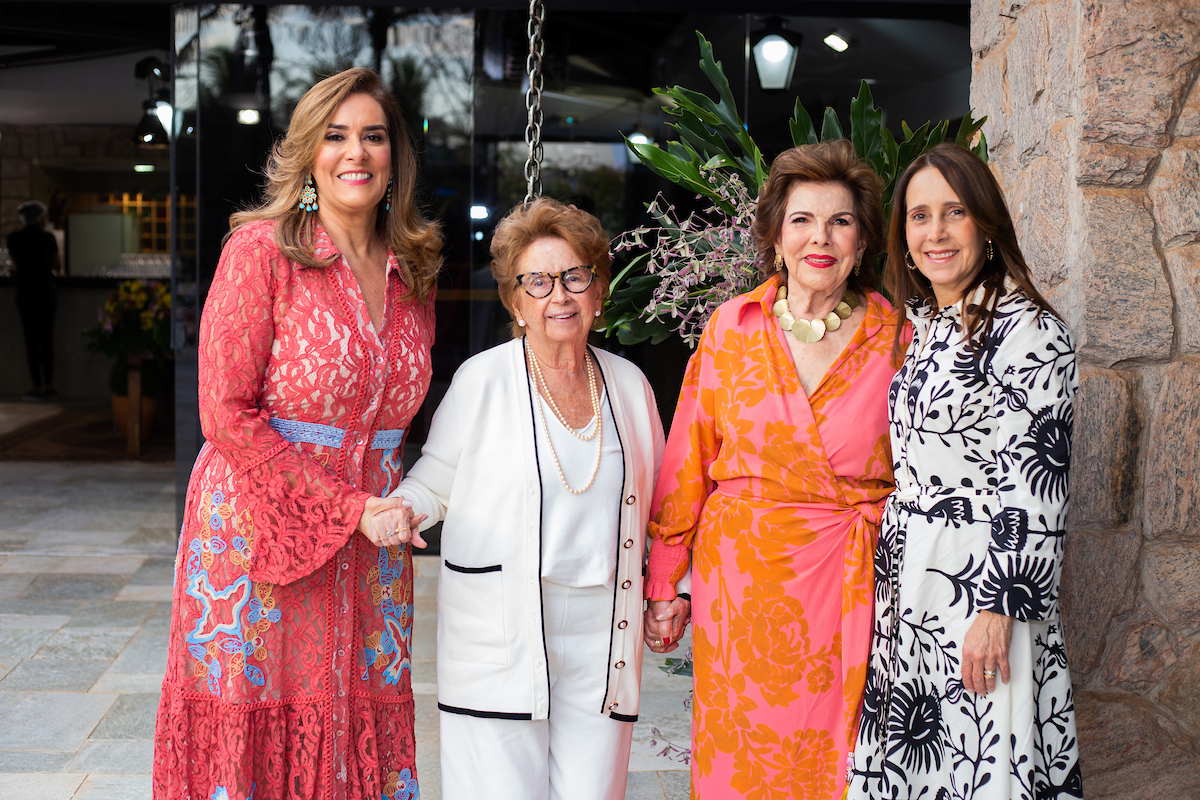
[
  {"xmin": 153, "ymin": 69, "xmax": 440, "ymax": 800},
  {"xmin": 644, "ymin": 140, "xmax": 907, "ymax": 799}
]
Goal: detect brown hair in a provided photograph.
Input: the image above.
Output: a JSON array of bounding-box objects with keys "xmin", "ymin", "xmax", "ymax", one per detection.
[
  {"xmin": 884, "ymin": 142, "xmax": 1057, "ymax": 359},
  {"xmin": 490, "ymin": 197, "xmax": 612, "ymax": 338},
  {"xmin": 750, "ymin": 139, "xmax": 885, "ymax": 292},
  {"xmin": 229, "ymin": 68, "xmax": 442, "ymax": 303}
]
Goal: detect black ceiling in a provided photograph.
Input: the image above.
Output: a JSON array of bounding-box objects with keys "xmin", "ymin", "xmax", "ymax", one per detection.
[{"xmin": 0, "ymin": 3, "xmax": 172, "ymax": 69}]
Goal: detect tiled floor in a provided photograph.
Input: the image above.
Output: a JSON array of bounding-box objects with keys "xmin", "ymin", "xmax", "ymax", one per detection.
[{"xmin": 0, "ymin": 462, "xmax": 692, "ymax": 799}]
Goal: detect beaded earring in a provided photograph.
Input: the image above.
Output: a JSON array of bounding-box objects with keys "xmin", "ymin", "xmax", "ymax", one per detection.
[
  {"xmin": 854, "ymin": 257, "xmax": 862, "ymax": 276},
  {"xmin": 905, "ymin": 250, "xmax": 917, "ymax": 271},
  {"xmin": 986, "ymin": 239, "xmax": 994, "ymax": 261},
  {"xmin": 384, "ymin": 178, "xmax": 393, "ymax": 213},
  {"xmin": 299, "ymin": 174, "xmax": 318, "ymax": 213}
]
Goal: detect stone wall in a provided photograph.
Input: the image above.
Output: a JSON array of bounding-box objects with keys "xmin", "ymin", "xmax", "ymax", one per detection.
[
  {"xmin": 0, "ymin": 123, "xmax": 136, "ymax": 238},
  {"xmin": 971, "ymin": 0, "xmax": 1200, "ymax": 796}
]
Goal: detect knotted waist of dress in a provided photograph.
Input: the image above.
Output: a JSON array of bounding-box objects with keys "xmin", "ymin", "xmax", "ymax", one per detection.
[{"xmin": 268, "ymin": 417, "xmax": 405, "ymax": 450}]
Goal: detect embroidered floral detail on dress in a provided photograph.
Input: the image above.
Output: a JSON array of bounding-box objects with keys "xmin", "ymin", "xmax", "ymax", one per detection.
[
  {"xmin": 380, "ymin": 448, "xmax": 404, "ymax": 495},
  {"xmin": 363, "ymin": 546, "xmax": 414, "ymax": 685},
  {"xmin": 210, "ymin": 783, "xmax": 255, "ymax": 800},
  {"xmin": 382, "ymin": 768, "xmax": 420, "ymax": 800},
  {"xmin": 183, "ymin": 490, "xmax": 279, "ymax": 694}
]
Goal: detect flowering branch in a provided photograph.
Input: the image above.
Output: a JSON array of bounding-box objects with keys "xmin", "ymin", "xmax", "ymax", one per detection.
[{"xmin": 611, "ymin": 166, "xmax": 760, "ymax": 348}]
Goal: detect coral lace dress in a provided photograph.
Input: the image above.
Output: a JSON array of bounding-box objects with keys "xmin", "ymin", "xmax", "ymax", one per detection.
[
  {"xmin": 153, "ymin": 221, "xmax": 433, "ymax": 800},
  {"xmin": 645, "ymin": 278, "xmax": 904, "ymax": 799}
]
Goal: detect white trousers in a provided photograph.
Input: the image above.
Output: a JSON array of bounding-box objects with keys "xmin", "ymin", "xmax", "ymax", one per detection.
[{"xmin": 440, "ymin": 581, "xmax": 634, "ymax": 800}]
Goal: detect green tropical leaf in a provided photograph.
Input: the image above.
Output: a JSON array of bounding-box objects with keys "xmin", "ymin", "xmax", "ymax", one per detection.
[
  {"xmin": 789, "ymin": 97, "xmax": 819, "ymax": 146},
  {"xmin": 849, "ymin": 81, "xmax": 885, "ymax": 174},
  {"xmin": 954, "ymin": 110, "xmax": 989, "ymax": 162},
  {"xmin": 627, "ymin": 138, "xmax": 736, "ymax": 213},
  {"xmin": 896, "ymin": 120, "xmax": 931, "ymax": 168},
  {"xmin": 925, "ymin": 119, "xmax": 949, "ymax": 151},
  {"xmin": 820, "ymin": 107, "xmax": 844, "ymax": 142}
]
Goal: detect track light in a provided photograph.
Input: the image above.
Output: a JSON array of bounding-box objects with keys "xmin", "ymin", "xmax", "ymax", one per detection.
[{"xmin": 823, "ymin": 31, "xmax": 852, "ymax": 53}]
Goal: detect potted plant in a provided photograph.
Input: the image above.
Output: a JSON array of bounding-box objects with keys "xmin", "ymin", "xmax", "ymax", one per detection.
[
  {"xmin": 83, "ymin": 279, "xmax": 172, "ymax": 441},
  {"xmin": 604, "ymin": 32, "xmax": 988, "ymax": 347}
]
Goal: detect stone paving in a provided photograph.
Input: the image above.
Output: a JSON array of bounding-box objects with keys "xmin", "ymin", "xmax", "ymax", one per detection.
[{"xmin": 0, "ymin": 462, "xmax": 692, "ymax": 799}]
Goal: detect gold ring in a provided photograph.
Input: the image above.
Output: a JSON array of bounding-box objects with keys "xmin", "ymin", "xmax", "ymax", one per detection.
[{"xmin": 983, "ymin": 669, "xmax": 996, "ymax": 678}]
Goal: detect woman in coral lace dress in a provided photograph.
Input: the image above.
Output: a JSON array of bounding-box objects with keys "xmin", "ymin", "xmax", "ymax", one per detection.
[
  {"xmin": 153, "ymin": 69, "xmax": 441, "ymax": 800},
  {"xmin": 643, "ymin": 140, "xmax": 906, "ymax": 799}
]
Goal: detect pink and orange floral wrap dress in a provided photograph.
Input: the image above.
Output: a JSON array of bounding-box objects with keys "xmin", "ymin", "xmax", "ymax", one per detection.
[
  {"xmin": 153, "ymin": 221, "xmax": 433, "ymax": 800},
  {"xmin": 645, "ymin": 277, "xmax": 905, "ymax": 799}
]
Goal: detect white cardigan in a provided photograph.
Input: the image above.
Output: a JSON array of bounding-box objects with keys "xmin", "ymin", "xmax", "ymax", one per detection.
[{"xmin": 393, "ymin": 338, "xmax": 664, "ymax": 721}]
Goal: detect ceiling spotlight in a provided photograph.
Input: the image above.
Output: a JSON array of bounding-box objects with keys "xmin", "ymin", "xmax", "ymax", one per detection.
[
  {"xmin": 470, "ymin": 205, "xmax": 490, "ymax": 220},
  {"xmin": 823, "ymin": 32, "xmax": 851, "ymax": 53},
  {"xmin": 154, "ymin": 101, "xmax": 173, "ymax": 132},
  {"xmin": 134, "ymin": 99, "xmax": 170, "ymax": 147},
  {"xmin": 474, "ymin": 231, "xmax": 484, "ymax": 241},
  {"xmin": 237, "ymin": 109, "xmax": 261, "ymax": 125},
  {"xmin": 627, "ymin": 131, "xmax": 653, "ymax": 146},
  {"xmin": 751, "ymin": 18, "xmax": 802, "ymax": 91}
]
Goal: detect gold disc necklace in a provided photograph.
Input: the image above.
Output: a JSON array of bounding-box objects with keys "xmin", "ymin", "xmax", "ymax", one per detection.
[{"xmin": 772, "ymin": 283, "xmax": 859, "ymax": 344}]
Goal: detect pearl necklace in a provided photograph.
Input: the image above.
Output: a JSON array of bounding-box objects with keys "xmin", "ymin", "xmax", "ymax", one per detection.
[
  {"xmin": 772, "ymin": 283, "xmax": 859, "ymax": 343},
  {"xmin": 527, "ymin": 341, "xmax": 600, "ymax": 441},
  {"xmin": 525, "ymin": 339, "xmax": 603, "ymax": 494}
]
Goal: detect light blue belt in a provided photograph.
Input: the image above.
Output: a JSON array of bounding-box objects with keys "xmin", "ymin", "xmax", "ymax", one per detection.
[{"xmin": 269, "ymin": 417, "xmax": 405, "ymax": 450}]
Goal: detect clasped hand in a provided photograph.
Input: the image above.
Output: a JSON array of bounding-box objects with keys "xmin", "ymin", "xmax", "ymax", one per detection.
[
  {"xmin": 644, "ymin": 597, "xmax": 690, "ymax": 653},
  {"xmin": 357, "ymin": 495, "xmax": 428, "ymax": 549}
]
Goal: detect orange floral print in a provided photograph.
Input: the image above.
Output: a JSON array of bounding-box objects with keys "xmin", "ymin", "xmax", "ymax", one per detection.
[{"xmin": 646, "ymin": 277, "xmax": 909, "ymax": 800}]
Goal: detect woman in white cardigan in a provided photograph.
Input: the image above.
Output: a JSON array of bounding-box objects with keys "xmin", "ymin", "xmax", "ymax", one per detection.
[{"xmin": 372, "ymin": 197, "xmax": 664, "ymax": 800}]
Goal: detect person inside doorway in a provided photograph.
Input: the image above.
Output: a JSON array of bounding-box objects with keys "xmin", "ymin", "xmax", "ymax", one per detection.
[{"xmin": 7, "ymin": 200, "xmax": 61, "ymax": 401}]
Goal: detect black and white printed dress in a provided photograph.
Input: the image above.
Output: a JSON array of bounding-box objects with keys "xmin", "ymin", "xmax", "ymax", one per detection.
[{"xmin": 848, "ymin": 284, "xmax": 1083, "ymax": 800}]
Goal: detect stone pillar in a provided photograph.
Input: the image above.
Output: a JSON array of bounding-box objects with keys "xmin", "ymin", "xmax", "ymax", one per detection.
[{"xmin": 971, "ymin": 0, "xmax": 1200, "ymax": 795}]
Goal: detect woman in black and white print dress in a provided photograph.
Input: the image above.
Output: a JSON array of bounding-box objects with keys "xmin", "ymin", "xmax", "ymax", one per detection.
[{"xmin": 848, "ymin": 144, "xmax": 1082, "ymax": 800}]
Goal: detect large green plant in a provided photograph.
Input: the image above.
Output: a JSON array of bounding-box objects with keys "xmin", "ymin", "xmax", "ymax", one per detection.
[{"xmin": 604, "ymin": 32, "xmax": 987, "ymax": 347}]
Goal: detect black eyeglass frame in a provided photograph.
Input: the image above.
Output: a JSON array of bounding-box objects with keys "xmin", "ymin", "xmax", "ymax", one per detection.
[{"xmin": 514, "ymin": 265, "xmax": 597, "ymax": 299}]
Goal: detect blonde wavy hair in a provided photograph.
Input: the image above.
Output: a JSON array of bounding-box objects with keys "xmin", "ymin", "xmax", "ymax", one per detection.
[{"xmin": 229, "ymin": 68, "xmax": 442, "ymax": 303}]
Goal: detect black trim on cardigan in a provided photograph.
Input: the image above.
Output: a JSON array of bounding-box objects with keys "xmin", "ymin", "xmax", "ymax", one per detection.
[
  {"xmin": 522, "ymin": 338, "xmax": 553, "ymax": 718},
  {"xmin": 437, "ymin": 702, "xmax": 533, "ymax": 721},
  {"xmin": 593, "ymin": 347, "xmax": 627, "ymax": 717},
  {"xmin": 609, "ymin": 711, "xmax": 638, "ymax": 723},
  {"xmin": 444, "ymin": 561, "xmax": 501, "ymax": 574}
]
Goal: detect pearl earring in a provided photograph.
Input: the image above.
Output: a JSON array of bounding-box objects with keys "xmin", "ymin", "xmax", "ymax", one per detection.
[
  {"xmin": 594, "ymin": 310, "xmax": 600, "ymax": 317},
  {"xmin": 517, "ymin": 319, "xmax": 526, "ymax": 328}
]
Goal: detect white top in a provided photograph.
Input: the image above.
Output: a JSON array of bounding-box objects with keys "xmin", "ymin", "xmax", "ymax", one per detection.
[{"xmin": 531, "ymin": 379, "xmax": 622, "ymax": 589}]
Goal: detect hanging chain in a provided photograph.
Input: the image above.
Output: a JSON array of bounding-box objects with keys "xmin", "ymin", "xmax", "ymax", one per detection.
[{"xmin": 523, "ymin": 0, "xmax": 545, "ymax": 205}]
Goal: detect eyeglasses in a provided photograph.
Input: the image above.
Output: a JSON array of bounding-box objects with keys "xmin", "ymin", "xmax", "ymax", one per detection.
[{"xmin": 514, "ymin": 265, "xmax": 596, "ymax": 299}]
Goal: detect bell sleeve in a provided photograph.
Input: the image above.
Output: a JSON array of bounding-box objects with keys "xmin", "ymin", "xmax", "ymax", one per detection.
[
  {"xmin": 198, "ymin": 226, "xmax": 371, "ymax": 586},
  {"xmin": 979, "ymin": 304, "xmax": 1079, "ymax": 622},
  {"xmin": 645, "ymin": 321, "xmax": 722, "ymax": 601}
]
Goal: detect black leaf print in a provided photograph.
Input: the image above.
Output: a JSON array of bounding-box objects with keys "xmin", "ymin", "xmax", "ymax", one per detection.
[
  {"xmin": 980, "ymin": 553, "xmax": 1055, "ymax": 620},
  {"xmin": 1017, "ymin": 404, "xmax": 1072, "ymax": 505},
  {"xmin": 990, "ymin": 508, "xmax": 1028, "ymax": 551},
  {"xmin": 887, "ymin": 680, "xmax": 946, "ymax": 773},
  {"xmin": 903, "ymin": 497, "xmax": 975, "ymax": 526}
]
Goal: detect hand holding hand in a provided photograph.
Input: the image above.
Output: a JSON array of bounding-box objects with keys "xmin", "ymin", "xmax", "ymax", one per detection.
[
  {"xmin": 961, "ymin": 609, "xmax": 1013, "ymax": 696},
  {"xmin": 358, "ymin": 496, "xmax": 428, "ymax": 549},
  {"xmin": 643, "ymin": 597, "xmax": 691, "ymax": 653}
]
